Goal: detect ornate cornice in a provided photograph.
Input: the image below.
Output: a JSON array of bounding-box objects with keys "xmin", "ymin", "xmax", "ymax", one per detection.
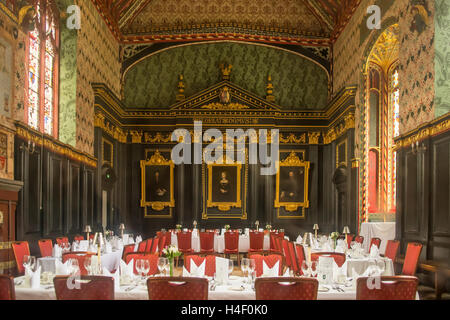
[
  {"xmin": 15, "ymin": 123, "xmax": 97, "ymax": 168},
  {"xmin": 394, "ymin": 114, "xmax": 450, "ymax": 151},
  {"xmin": 323, "ymin": 112, "xmax": 355, "ymax": 144},
  {"xmin": 94, "ymin": 113, "xmax": 128, "ymax": 143}
]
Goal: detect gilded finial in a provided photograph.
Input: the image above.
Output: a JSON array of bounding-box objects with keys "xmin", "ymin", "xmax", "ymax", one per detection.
[
  {"xmin": 176, "ymin": 74, "xmax": 185, "ymax": 102},
  {"xmin": 266, "ymin": 75, "xmax": 275, "ymax": 102},
  {"xmin": 220, "ymin": 63, "xmax": 233, "ymax": 80}
]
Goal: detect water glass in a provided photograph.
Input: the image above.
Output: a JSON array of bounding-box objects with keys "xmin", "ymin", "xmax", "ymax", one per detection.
[
  {"xmin": 301, "ymin": 260, "xmax": 310, "ymax": 277},
  {"xmin": 157, "ymin": 257, "xmax": 168, "ymax": 276},
  {"xmin": 241, "ymin": 258, "xmax": 249, "ymax": 282}
]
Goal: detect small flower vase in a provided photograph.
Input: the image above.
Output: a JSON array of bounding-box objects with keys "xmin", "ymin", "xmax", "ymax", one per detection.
[
  {"xmin": 169, "ymin": 258, "xmax": 174, "ymax": 277},
  {"xmin": 333, "ymin": 239, "xmax": 337, "ymax": 250}
]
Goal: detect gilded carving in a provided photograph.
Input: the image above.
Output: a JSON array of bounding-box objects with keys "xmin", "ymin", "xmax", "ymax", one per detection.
[{"xmin": 308, "ymin": 132, "xmax": 321, "ymax": 144}]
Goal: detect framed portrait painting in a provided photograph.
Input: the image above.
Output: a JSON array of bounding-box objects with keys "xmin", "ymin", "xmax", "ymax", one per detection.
[
  {"xmin": 140, "ymin": 150, "xmax": 174, "ymax": 217},
  {"xmin": 207, "ymin": 162, "xmax": 242, "ymax": 211},
  {"xmin": 274, "ymin": 151, "xmax": 310, "ymax": 215}
]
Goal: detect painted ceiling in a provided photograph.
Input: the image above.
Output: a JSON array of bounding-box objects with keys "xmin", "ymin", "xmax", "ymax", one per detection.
[
  {"xmin": 122, "ymin": 41, "xmax": 329, "ymax": 110},
  {"xmin": 91, "ymin": 0, "xmax": 361, "ymax": 44}
]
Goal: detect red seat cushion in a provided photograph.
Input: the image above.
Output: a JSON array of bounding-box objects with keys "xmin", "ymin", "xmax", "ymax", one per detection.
[
  {"xmin": 255, "ymin": 277, "xmax": 318, "ymax": 300},
  {"xmin": 249, "ymin": 231, "xmax": 264, "ymax": 252},
  {"xmin": 147, "ymin": 277, "xmax": 209, "ymax": 300},
  {"xmin": 199, "ymin": 232, "xmax": 215, "ymax": 253},
  {"xmin": 54, "ymin": 276, "xmax": 114, "ymax": 300},
  {"xmin": 177, "ymin": 232, "xmax": 193, "ymax": 253},
  {"xmin": 384, "ymin": 240, "xmax": 400, "ymax": 261}
]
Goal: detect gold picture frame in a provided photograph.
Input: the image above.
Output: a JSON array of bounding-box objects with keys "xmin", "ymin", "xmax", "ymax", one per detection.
[
  {"xmin": 206, "ymin": 155, "xmax": 242, "ymax": 212},
  {"xmin": 336, "ymin": 139, "xmax": 347, "ymax": 168},
  {"xmin": 140, "ymin": 150, "xmax": 175, "ymax": 214},
  {"xmin": 274, "ymin": 151, "xmax": 310, "ymax": 213},
  {"xmin": 102, "ymin": 138, "xmax": 114, "ymax": 168}
]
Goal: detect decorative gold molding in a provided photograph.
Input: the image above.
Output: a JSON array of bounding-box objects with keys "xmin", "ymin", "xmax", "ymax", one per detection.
[
  {"xmin": 280, "ymin": 133, "xmax": 306, "ymax": 144},
  {"xmin": 130, "ymin": 130, "xmax": 143, "ymax": 143},
  {"xmin": 308, "ymin": 132, "xmax": 321, "ymax": 144},
  {"xmin": 144, "ymin": 132, "xmax": 172, "ymax": 144},
  {"xmin": 336, "ymin": 139, "xmax": 348, "ymax": 168},
  {"xmin": 94, "ymin": 113, "xmax": 128, "ymax": 143},
  {"xmin": 0, "ymin": 260, "xmax": 15, "ymax": 269},
  {"xmin": 0, "ymin": 241, "xmax": 12, "ymax": 249},
  {"xmin": 323, "ymin": 112, "xmax": 355, "ymax": 144},
  {"xmin": 351, "ymin": 158, "xmax": 360, "ymax": 168},
  {"xmin": 201, "ymin": 102, "xmax": 249, "ymax": 110},
  {"xmin": 15, "ymin": 125, "xmax": 97, "ymax": 168}
]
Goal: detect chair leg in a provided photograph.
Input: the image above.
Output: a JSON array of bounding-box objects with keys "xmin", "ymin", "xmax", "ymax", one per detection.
[{"xmin": 237, "ymin": 253, "xmax": 240, "ymax": 267}]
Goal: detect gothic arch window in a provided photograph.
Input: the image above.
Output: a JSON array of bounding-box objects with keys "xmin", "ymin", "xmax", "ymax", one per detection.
[
  {"xmin": 25, "ymin": 0, "xmax": 59, "ymax": 137},
  {"xmin": 364, "ymin": 24, "xmax": 399, "ymax": 218}
]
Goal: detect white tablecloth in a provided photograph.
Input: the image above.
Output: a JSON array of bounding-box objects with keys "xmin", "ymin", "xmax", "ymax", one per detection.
[
  {"xmin": 360, "ymin": 222, "xmax": 396, "ymax": 254},
  {"xmin": 171, "ymin": 233, "xmax": 270, "ymax": 253},
  {"xmin": 14, "ymin": 276, "xmax": 418, "ymax": 300}
]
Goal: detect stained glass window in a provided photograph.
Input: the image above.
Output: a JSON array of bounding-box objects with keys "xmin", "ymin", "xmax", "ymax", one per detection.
[{"xmin": 26, "ymin": 1, "xmax": 59, "ymax": 137}]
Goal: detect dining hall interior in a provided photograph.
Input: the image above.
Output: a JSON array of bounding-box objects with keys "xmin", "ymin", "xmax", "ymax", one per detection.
[{"xmin": 0, "ymin": 0, "xmax": 449, "ymax": 302}]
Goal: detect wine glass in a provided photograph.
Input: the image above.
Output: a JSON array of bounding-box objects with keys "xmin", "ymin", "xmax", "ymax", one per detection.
[
  {"xmin": 310, "ymin": 261, "xmax": 318, "ymax": 278},
  {"xmin": 142, "ymin": 260, "xmax": 150, "ymax": 279},
  {"xmin": 301, "ymin": 260, "xmax": 310, "ymax": 277},
  {"xmin": 28, "ymin": 256, "xmax": 36, "ymax": 272},
  {"xmin": 84, "ymin": 256, "xmax": 92, "ymax": 275},
  {"xmin": 248, "ymin": 259, "xmax": 256, "ymax": 279},
  {"xmin": 228, "ymin": 259, "xmax": 234, "ymax": 277},
  {"xmin": 69, "ymin": 258, "xmax": 79, "ymax": 276},
  {"xmin": 158, "ymin": 257, "xmax": 168, "ymax": 276},
  {"xmin": 135, "ymin": 259, "xmax": 143, "ymax": 284},
  {"xmin": 241, "ymin": 258, "xmax": 249, "ymax": 283}
]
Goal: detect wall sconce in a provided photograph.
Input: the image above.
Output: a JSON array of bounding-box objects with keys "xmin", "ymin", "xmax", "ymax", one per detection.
[
  {"xmin": 20, "ymin": 141, "xmax": 37, "ymax": 154},
  {"xmin": 411, "ymin": 141, "xmax": 427, "ymax": 154}
]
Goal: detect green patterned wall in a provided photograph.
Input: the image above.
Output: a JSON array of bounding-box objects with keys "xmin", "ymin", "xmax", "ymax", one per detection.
[
  {"xmin": 123, "ymin": 42, "xmax": 329, "ymax": 110},
  {"xmin": 435, "ymin": 0, "xmax": 450, "ymax": 118},
  {"xmin": 58, "ymin": 0, "xmax": 77, "ymax": 147}
]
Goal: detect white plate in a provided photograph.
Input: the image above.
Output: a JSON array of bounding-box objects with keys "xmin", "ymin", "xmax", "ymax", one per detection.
[
  {"xmin": 318, "ymin": 285, "xmax": 330, "ymax": 292},
  {"xmin": 228, "ymin": 285, "xmax": 245, "ymax": 291}
]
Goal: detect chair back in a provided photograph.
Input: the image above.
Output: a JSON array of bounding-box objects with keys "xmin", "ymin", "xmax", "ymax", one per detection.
[
  {"xmin": 255, "ymin": 277, "xmax": 318, "ymax": 300},
  {"xmin": 158, "ymin": 235, "xmax": 167, "ymax": 253},
  {"xmin": 249, "ymin": 231, "xmax": 264, "ymax": 252},
  {"xmin": 0, "ymin": 275, "xmax": 15, "ymax": 300},
  {"xmin": 56, "ymin": 237, "xmax": 69, "ymax": 246},
  {"xmin": 54, "ymin": 275, "xmax": 114, "ymax": 300},
  {"xmin": 275, "ymin": 237, "xmax": 283, "ymax": 253},
  {"xmin": 199, "ymin": 232, "xmax": 215, "ymax": 253},
  {"xmin": 185, "ymin": 254, "xmax": 216, "ymax": 277},
  {"xmin": 11, "ymin": 241, "xmax": 30, "ymax": 274},
  {"xmin": 145, "ymin": 238, "xmax": 153, "ymax": 253},
  {"xmin": 124, "ymin": 253, "xmax": 159, "ymax": 275},
  {"xmin": 150, "ymin": 237, "xmax": 159, "ymax": 254},
  {"xmin": 147, "ymin": 277, "xmax": 208, "ymax": 300},
  {"xmin": 370, "ymin": 237, "xmax": 382, "ymax": 249},
  {"xmin": 38, "ymin": 239, "xmax": 53, "ymax": 257},
  {"xmin": 74, "ymin": 235, "xmax": 84, "ymax": 241},
  {"xmin": 224, "ymin": 231, "xmax": 239, "ymax": 252},
  {"xmin": 138, "ymin": 240, "xmax": 147, "ymax": 252},
  {"xmin": 157, "ymin": 231, "xmax": 172, "ymax": 248},
  {"xmin": 249, "ymin": 254, "xmax": 283, "ymax": 277},
  {"xmin": 356, "ymin": 276, "xmax": 418, "ymax": 300},
  {"xmin": 354, "ymin": 235, "xmax": 364, "ymax": 244},
  {"xmin": 177, "ymin": 232, "xmax": 193, "ymax": 253},
  {"xmin": 62, "ymin": 252, "xmax": 95, "ymax": 275},
  {"xmin": 311, "ymin": 252, "xmax": 346, "ymax": 268},
  {"xmin": 122, "ymin": 244, "xmax": 136, "ymax": 260},
  {"xmin": 402, "ymin": 242, "xmax": 423, "ymax": 276},
  {"xmin": 287, "ymin": 241, "xmax": 299, "ymax": 273},
  {"xmin": 295, "ymin": 244, "xmax": 306, "ymax": 275},
  {"xmin": 281, "ymin": 239, "xmax": 292, "ymax": 268},
  {"xmin": 384, "ymin": 240, "xmax": 400, "ymax": 261},
  {"xmin": 346, "ymin": 234, "xmax": 355, "ymax": 249}
]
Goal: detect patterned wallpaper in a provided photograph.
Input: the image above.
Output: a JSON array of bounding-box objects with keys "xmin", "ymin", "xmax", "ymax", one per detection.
[
  {"xmin": 435, "ymin": 0, "xmax": 450, "ymax": 118},
  {"xmin": 123, "ymin": 42, "xmax": 329, "ymax": 110},
  {"xmin": 58, "ymin": 0, "xmax": 77, "ymax": 147},
  {"xmin": 75, "ymin": 0, "xmax": 121, "ymax": 155}
]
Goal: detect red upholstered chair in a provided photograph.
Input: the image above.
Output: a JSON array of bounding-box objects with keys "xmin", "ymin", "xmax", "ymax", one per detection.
[
  {"xmin": 346, "ymin": 234, "xmax": 355, "ymax": 249},
  {"xmin": 369, "ymin": 237, "xmax": 382, "ymax": 249},
  {"xmin": 255, "ymin": 277, "xmax": 318, "ymax": 300},
  {"xmin": 199, "ymin": 232, "xmax": 215, "ymax": 254},
  {"xmin": 275, "ymin": 236, "xmax": 283, "ymax": 254},
  {"xmin": 384, "ymin": 240, "xmax": 400, "ymax": 261},
  {"xmin": 356, "ymin": 276, "xmax": 418, "ymax": 300},
  {"xmin": 158, "ymin": 235, "xmax": 167, "ymax": 254},
  {"xmin": 177, "ymin": 231, "xmax": 193, "ymax": 261},
  {"xmin": 287, "ymin": 241, "xmax": 299, "ymax": 274},
  {"xmin": 54, "ymin": 275, "xmax": 114, "ymax": 300},
  {"xmin": 89, "ymin": 234, "xmax": 95, "ymax": 241},
  {"xmin": 12, "ymin": 241, "xmax": 30, "ymax": 275},
  {"xmin": 224, "ymin": 231, "xmax": 240, "ymax": 266},
  {"xmin": 145, "ymin": 238, "xmax": 153, "ymax": 253},
  {"xmin": 147, "ymin": 277, "xmax": 209, "ymax": 300},
  {"xmin": 74, "ymin": 235, "xmax": 84, "ymax": 241},
  {"xmin": 311, "ymin": 252, "xmax": 346, "ymax": 268},
  {"xmin": 156, "ymin": 232, "xmax": 172, "ymax": 248},
  {"xmin": 402, "ymin": 242, "xmax": 423, "ymax": 276},
  {"xmin": 150, "ymin": 237, "xmax": 159, "ymax": 254},
  {"xmin": 0, "ymin": 275, "xmax": 15, "ymax": 300},
  {"xmin": 185, "ymin": 254, "xmax": 216, "ymax": 277},
  {"xmin": 249, "ymin": 231, "xmax": 264, "ymax": 254},
  {"xmin": 138, "ymin": 239, "xmax": 148, "ymax": 252},
  {"xmin": 249, "ymin": 254, "xmax": 283, "ymax": 277},
  {"xmin": 122, "ymin": 244, "xmax": 136, "ymax": 260},
  {"xmin": 281, "ymin": 239, "xmax": 292, "ymax": 269},
  {"xmin": 56, "ymin": 237, "xmax": 69, "ymax": 246},
  {"xmin": 125, "ymin": 253, "xmax": 159, "ymax": 275},
  {"xmin": 62, "ymin": 252, "xmax": 95, "ymax": 275},
  {"xmin": 295, "ymin": 244, "xmax": 306, "ymax": 275},
  {"xmin": 269, "ymin": 233, "xmax": 281, "ymax": 253},
  {"xmin": 38, "ymin": 239, "xmax": 53, "ymax": 257},
  {"xmin": 354, "ymin": 235, "xmax": 364, "ymax": 245}
]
